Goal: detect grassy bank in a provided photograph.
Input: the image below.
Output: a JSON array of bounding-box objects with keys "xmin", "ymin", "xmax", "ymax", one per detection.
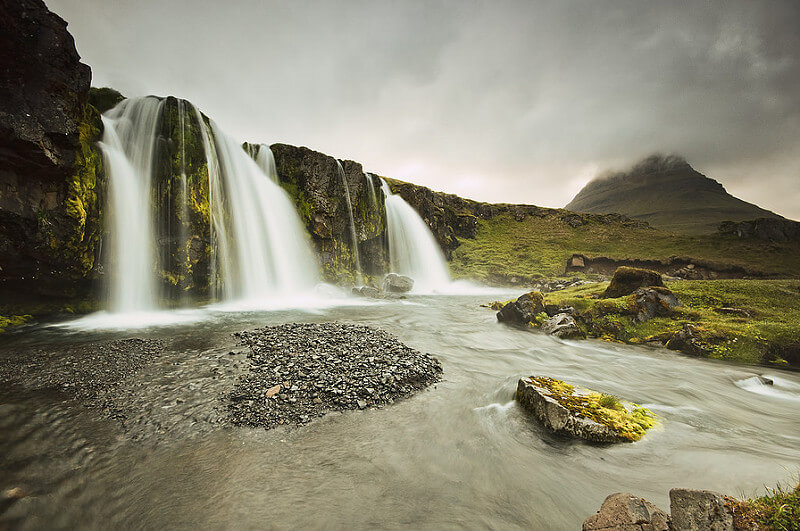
[
  {"xmin": 450, "ymin": 212, "xmax": 800, "ymax": 281},
  {"xmin": 530, "ymin": 279, "xmax": 800, "ymax": 368}
]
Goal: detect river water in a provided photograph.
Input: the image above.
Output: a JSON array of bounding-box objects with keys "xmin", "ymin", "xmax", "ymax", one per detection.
[{"xmin": 2, "ymin": 293, "xmax": 799, "ymax": 529}]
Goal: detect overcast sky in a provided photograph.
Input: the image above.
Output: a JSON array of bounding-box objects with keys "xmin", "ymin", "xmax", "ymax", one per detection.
[{"xmin": 49, "ymin": 0, "xmax": 800, "ymax": 219}]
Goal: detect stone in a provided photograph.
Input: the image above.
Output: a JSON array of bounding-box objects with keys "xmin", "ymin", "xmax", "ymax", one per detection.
[
  {"xmin": 496, "ymin": 291, "xmax": 545, "ymax": 325},
  {"xmin": 583, "ymin": 493, "xmax": 670, "ymax": 531},
  {"xmin": 352, "ymin": 286, "xmax": 382, "ymax": 298},
  {"xmin": 570, "ymin": 254, "xmax": 586, "ymax": 268},
  {"xmin": 382, "ymin": 273, "xmax": 414, "ymax": 293},
  {"xmin": 603, "ymin": 267, "xmax": 664, "ymax": 298},
  {"xmin": 265, "ymin": 384, "xmax": 282, "ymax": 398},
  {"xmin": 669, "ymin": 489, "xmax": 734, "ymax": 531},
  {"xmin": 757, "ymin": 375, "xmax": 773, "ymax": 386},
  {"xmin": 665, "ymin": 324, "xmax": 706, "ymax": 356},
  {"xmin": 515, "ymin": 377, "xmax": 628, "ymax": 443},
  {"xmin": 541, "ymin": 313, "xmax": 585, "ymax": 339},
  {"xmin": 632, "ymin": 287, "xmax": 681, "ymax": 323}
]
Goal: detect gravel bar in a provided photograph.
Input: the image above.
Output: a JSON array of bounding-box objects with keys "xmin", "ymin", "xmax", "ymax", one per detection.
[{"xmin": 228, "ymin": 323, "xmax": 443, "ymax": 429}]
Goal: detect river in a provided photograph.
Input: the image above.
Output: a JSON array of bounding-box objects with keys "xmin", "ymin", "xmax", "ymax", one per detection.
[{"xmin": 2, "ymin": 293, "xmax": 798, "ymax": 529}]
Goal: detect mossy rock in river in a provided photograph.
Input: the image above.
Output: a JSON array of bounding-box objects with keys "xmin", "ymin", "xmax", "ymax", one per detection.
[{"xmin": 515, "ymin": 376, "xmax": 656, "ymax": 443}]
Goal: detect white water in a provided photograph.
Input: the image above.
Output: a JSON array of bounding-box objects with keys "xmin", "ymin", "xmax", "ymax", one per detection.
[
  {"xmin": 364, "ymin": 172, "xmax": 378, "ymax": 210},
  {"xmin": 207, "ymin": 121, "xmax": 319, "ymax": 302},
  {"xmin": 100, "ymin": 97, "xmax": 164, "ymax": 313},
  {"xmin": 380, "ymin": 179, "xmax": 451, "ymax": 292},
  {"xmin": 254, "ymin": 144, "xmax": 279, "ymax": 183},
  {"xmin": 336, "ymin": 160, "xmax": 363, "ymax": 284}
]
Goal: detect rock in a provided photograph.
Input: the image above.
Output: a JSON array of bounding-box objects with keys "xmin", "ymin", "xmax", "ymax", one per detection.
[
  {"xmin": 665, "ymin": 324, "xmax": 706, "ymax": 356},
  {"xmin": 603, "ymin": 267, "xmax": 664, "ymax": 298},
  {"xmin": 352, "ymin": 286, "xmax": 382, "ymax": 298},
  {"xmin": 569, "ymin": 254, "xmax": 586, "ymax": 269},
  {"xmin": 516, "ymin": 377, "xmax": 634, "ymax": 443},
  {"xmin": 713, "ymin": 307, "xmax": 752, "ymax": 318},
  {"xmin": 544, "ymin": 304, "xmax": 575, "ymax": 317},
  {"xmin": 632, "ymin": 287, "xmax": 681, "ymax": 323},
  {"xmin": 583, "ymin": 492, "xmax": 670, "ymax": 531},
  {"xmin": 541, "ymin": 313, "xmax": 585, "ymax": 339},
  {"xmin": 496, "ymin": 291, "xmax": 544, "ymax": 325},
  {"xmin": 669, "ymin": 489, "xmax": 734, "ymax": 531},
  {"xmin": 757, "ymin": 375, "xmax": 773, "ymax": 386},
  {"xmin": 265, "ymin": 384, "xmax": 282, "ymax": 398},
  {"xmin": 382, "ymin": 273, "xmax": 414, "ymax": 293}
]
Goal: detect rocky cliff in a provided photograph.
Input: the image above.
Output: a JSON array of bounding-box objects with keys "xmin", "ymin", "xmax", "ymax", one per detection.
[
  {"xmin": 0, "ymin": 0, "xmax": 104, "ymax": 302},
  {"xmin": 566, "ymin": 154, "xmax": 783, "ymax": 234}
]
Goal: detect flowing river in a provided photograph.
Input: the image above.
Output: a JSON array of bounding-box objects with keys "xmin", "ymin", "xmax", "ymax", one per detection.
[{"xmin": 2, "ymin": 293, "xmax": 799, "ymax": 529}]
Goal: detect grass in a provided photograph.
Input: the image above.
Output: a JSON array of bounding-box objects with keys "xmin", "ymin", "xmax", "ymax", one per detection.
[
  {"xmin": 449, "ymin": 212, "xmax": 800, "ymax": 282},
  {"xmin": 730, "ymin": 481, "xmax": 800, "ymax": 531},
  {"xmin": 540, "ymin": 279, "xmax": 800, "ymax": 367},
  {"xmin": 523, "ymin": 376, "xmax": 657, "ymax": 442}
]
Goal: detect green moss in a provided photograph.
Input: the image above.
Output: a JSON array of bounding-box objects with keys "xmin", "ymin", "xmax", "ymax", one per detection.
[
  {"xmin": 543, "ymin": 279, "xmax": 800, "ymax": 367},
  {"xmin": 522, "ymin": 376, "xmax": 657, "ymax": 442},
  {"xmin": 0, "ymin": 314, "xmax": 33, "ymax": 333},
  {"xmin": 88, "ymin": 87, "xmax": 124, "ymax": 113},
  {"xmin": 279, "ymin": 181, "xmax": 314, "ymax": 225},
  {"xmin": 730, "ymin": 481, "xmax": 800, "ymax": 530},
  {"xmin": 449, "ymin": 212, "xmax": 800, "ymax": 281}
]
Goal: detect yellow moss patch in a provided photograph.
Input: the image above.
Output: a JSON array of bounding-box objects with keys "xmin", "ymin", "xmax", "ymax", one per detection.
[{"xmin": 528, "ymin": 376, "xmax": 657, "ymax": 442}]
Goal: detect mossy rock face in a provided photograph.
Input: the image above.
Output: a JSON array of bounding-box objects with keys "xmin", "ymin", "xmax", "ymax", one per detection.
[
  {"xmin": 515, "ymin": 376, "xmax": 656, "ymax": 443},
  {"xmin": 496, "ymin": 291, "xmax": 545, "ymax": 325},
  {"xmin": 603, "ymin": 266, "xmax": 664, "ymax": 298},
  {"xmin": 88, "ymin": 87, "xmax": 124, "ymax": 113}
]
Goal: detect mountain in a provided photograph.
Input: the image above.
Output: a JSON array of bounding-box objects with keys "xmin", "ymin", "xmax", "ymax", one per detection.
[{"xmin": 565, "ymin": 155, "xmax": 784, "ymax": 234}]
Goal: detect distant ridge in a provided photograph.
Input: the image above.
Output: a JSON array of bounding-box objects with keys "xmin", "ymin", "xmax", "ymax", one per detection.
[{"xmin": 565, "ymin": 154, "xmax": 784, "ymax": 234}]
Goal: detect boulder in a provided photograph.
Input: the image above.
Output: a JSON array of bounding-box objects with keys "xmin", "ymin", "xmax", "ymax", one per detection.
[
  {"xmin": 665, "ymin": 324, "xmax": 706, "ymax": 356},
  {"xmin": 541, "ymin": 313, "xmax": 585, "ymax": 339},
  {"xmin": 544, "ymin": 304, "xmax": 575, "ymax": 317},
  {"xmin": 352, "ymin": 286, "xmax": 381, "ymax": 298},
  {"xmin": 382, "ymin": 273, "xmax": 414, "ymax": 293},
  {"xmin": 516, "ymin": 377, "xmax": 631, "ymax": 443},
  {"xmin": 632, "ymin": 287, "xmax": 681, "ymax": 323},
  {"xmin": 496, "ymin": 291, "xmax": 544, "ymax": 325},
  {"xmin": 669, "ymin": 489, "xmax": 734, "ymax": 531},
  {"xmin": 583, "ymin": 493, "xmax": 670, "ymax": 531},
  {"xmin": 603, "ymin": 267, "xmax": 664, "ymax": 298}
]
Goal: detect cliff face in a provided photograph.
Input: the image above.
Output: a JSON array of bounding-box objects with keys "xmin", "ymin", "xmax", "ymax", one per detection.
[
  {"xmin": 270, "ymin": 144, "xmax": 388, "ymax": 283},
  {"xmin": 0, "ymin": 0, "xmax": 103, "ymax": 300},
  {"xmin": 566, "ymin": 155, "xmax": 783, "ymax": 234}
]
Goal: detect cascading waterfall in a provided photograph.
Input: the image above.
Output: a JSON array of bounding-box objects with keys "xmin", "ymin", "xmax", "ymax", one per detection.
[
  {"xmin": 254, "ymin": 144, "xmax": 279, "ymax": 184},
  {"xmin": 364, "ymin": 172, "xmax": 378, "ymax": 210},
  {"xmin": 206, "ymin": 121, "xmax": 319, "ymax": 301},
  {"xmin": 101, "ymin": 96, "xmax": 319, "ymax": 314},
  {"xmin": 100, "ymin": 97, "xmax": 164, "ymax": 313},
  {"xmin": 380, "ymin": 179, "xmax": 451, "ymax": 292},
  {"xmin": 336, "ymin": 160, "xmax": 363, "ymax": 285}
]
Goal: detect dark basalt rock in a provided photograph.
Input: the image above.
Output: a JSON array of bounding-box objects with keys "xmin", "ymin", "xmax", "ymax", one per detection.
[
  {"xmin": 0, "ymin": 0, "xmax": 101, "ymax": 301},
  {"xmin": 603, "ymin": 267, "xmax": 664, "ymax": 298},
  {"xmin": 496, "ymin": 291, "xmax": 545, "ymax": 325},
  {"xmin": 632, "ymin": 286, "xmax": 681, "ymax": 323}
]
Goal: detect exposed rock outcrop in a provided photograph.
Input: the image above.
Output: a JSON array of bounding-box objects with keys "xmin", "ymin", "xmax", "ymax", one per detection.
[
  {"xmin": 565, "ymin": 253, "xmax": 764, "ymax": 280},
  {"xmin": 496, "ymin": 291, "xmax": 545, "ymax": 325},
  {"xmin": 0, "ymin": 0, "xmax": 103, "ymax": 302},
  {"xmin": 669, "ymin": 488, "xmax": 734, "ymax": 530},
  {"xmin": 541, "ymin": 313, "xmax": 584, "ymax": 339},
  {"xmin": 603, "ymin": 267, "xmax": 664, "ymax": 298},
  {"xmin": 719, "ymin": 218, "xmax": 800, "ymax": 242},
  {"xmin": 270, "ymin": 144, "xmax": 388, "ymax": 283},
  {"xmin": 583, "ymin": 493, "xmax": 670, "ymax": 531}
]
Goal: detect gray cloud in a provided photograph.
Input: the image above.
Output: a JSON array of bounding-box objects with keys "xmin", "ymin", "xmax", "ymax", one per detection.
[{"xmin": 49, "ymin": 0, "xmax": 800, "ymax": 219}]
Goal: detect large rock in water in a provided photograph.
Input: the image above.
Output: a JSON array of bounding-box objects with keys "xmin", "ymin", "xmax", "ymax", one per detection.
[
  {"xmin": 382, "ymin": 273, "xmax": 414, "ymax": 293},
  {"xmin": 603, "ymin": 267, "xmax": 664, "ymax": 298},
  {"xmin": 583, "ymin": 493, "xmax": 670, "ymax": 531},
  {"xmin": 541, "ymin": 313, "xmax": 585, "ymax": 339},
  {"xmin": 0, "ymin": 0, "xmax": 101, "ymax": 299},
  {"xmin": 496, "ymin": 291, "xmax": 544, "ymax": 325}
]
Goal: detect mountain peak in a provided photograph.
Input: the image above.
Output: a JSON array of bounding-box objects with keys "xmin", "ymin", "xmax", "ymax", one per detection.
[{"xmin": 566, "ymin": 154, "xmax": 782, "ymax": 234}]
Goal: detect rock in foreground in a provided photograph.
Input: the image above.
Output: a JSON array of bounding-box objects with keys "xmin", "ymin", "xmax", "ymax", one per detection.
[
  {"xmin": 515, "ymin": 376, "xmax": 656, "ymax": 443},
  {"xmin": 228, "ymin": 323, "xmax": 442, "ymax": 429},
  {"xmin": 583, "ymin": 493, "xmax": 670, "ymax": 531}
]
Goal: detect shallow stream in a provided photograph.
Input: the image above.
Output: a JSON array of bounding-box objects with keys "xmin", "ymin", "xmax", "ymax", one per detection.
[{"xmin": 2, "ymin": 293, "xmax": 799, "ymax": 529}]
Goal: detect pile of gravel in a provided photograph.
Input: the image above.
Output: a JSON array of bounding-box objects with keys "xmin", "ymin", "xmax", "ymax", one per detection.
[{"xmin": 228, "ymin": 323, "xmax": 442, "ymax": 429}]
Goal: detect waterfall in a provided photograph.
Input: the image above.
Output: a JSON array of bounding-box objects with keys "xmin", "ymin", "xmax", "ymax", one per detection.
[
  {"xmin": 100, "ymin": 97, "xmax": 164, "ymax": 313},
  {"xmin": 254, "ymin": 144, "xmax": 279, "ymax": 184},
  {"xmin": 365, "ymin": 172, "xmax": 378, "ymax": 210},
  {"xmin": 101, "ymin": 96, "xmax": 319, "ymax": 313},
  {"xmin": 336, "ymin": 160, "xmax": 363, "ymax": 285},
  {"xmin": 380, "ymin": 179, "xmax": 450, "ymax": 292},
  {"xmin": 206, "ymin": 121, "xmax": 319, "ymax": 301}
]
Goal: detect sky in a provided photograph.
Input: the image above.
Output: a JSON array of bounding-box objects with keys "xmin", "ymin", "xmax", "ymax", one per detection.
[{"xmin": 49, "ymin": 0, "xmax": 800, "ymax": 220}]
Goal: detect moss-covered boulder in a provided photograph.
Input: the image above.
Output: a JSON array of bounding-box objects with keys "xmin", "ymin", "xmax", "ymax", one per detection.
[
  {"xmin": 496, "ymin": 291, "xmax": 545, "ymax": 325},
  {"xmin": 603, "ymin": 266, "xmax": 664, "ymax": 298},
  {"xmin": 515, "ymin": 376, "xmax": 656, "ymax": 443}
]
